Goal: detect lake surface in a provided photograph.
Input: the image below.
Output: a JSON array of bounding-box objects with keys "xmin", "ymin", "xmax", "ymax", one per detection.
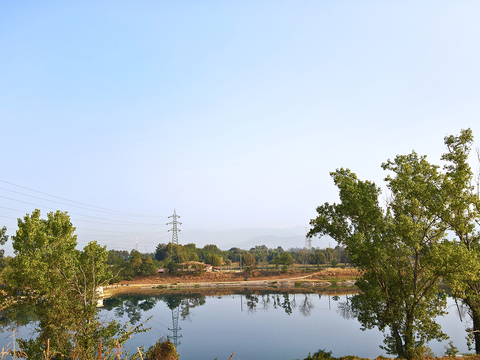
[
  {"xmin": 0, "ymin": 290, "xmax": 471, "ymax": 360},
  {"xmin": 101, "ymin": 290, "xmax": 469, "ymax": 360}
]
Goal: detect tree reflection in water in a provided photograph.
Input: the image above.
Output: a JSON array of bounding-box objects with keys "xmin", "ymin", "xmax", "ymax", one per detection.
[
  {"xmin": 0, "ymin": 292, "xmax": 356, "ymax": 343},
  {"xmin": 299, "ymin": 294, "xmax": 314, "ymax": 317},
  {"xmin": 336, "ymin": 295, "xmax": 357, "ymax": 320},
  {"xmin": 0, "ymin": 303, "xmax": 38, "ymax": 332},
  {"xmin": 104, "ymin": 295, "xmax": 158, "ymax": 324},
  {"xmin": 242, "ymin": 293, "xmax": 314, "ymax": 316},
  {"xmin": 103, "ymin": 294, "xmax": 206, "ymax": 324}
]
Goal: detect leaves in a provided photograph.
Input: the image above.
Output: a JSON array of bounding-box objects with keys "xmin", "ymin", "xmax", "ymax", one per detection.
[
  {"xmin": 309, "ymin": 135, "xmax": 464, "ymax": 358},
  {"xmin": 7, "ymin": 209, "xmax": 139, "ymax": 359}
]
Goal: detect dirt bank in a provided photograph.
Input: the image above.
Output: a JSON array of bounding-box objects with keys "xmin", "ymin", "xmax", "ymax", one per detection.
[{"xmin": 103, "ymin": 268, "xmax": 360, "ymax": 297}]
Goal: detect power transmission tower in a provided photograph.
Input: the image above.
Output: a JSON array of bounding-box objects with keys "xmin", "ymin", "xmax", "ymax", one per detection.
[
  {"xmin": 305, "ymin": 225, "xmax": 312, "ymax": 250},
  {"xmin": 168, "ymin": 307, "xmax": 183, "ymax": 347},
  {"xmin": 167, "ymin": 209, "xmax": 182, "ymax": 245}
]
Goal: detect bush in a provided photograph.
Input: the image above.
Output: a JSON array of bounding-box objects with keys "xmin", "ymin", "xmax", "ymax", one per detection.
[
  {"xmin": 144, "ymin": 339, "xmax": 179, "ymax": 360},
  {"xmin": 304, "ymin": 349, "xmax": 334, "ymax": 360},
  {"xmin": 444, "ymin": 341, "xmax": 459, "ymax": 358}
]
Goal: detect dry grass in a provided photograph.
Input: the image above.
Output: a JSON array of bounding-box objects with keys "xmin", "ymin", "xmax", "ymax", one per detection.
[{"xmin": 314, "ymin": 268, "xmax": 362, "ymax": 279}]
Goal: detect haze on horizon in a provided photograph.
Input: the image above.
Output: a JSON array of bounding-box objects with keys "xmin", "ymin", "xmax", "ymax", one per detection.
[{"xmin": 1, "ymin": 1, "xmax": 479, "ymax": 255}]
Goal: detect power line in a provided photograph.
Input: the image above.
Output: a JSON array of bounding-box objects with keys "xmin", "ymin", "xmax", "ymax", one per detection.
[
  {"xmin": 0, "ymin": 180, "xmax": 173, "ymax": 253},
  {"xmin": 0, "ymin": 179, "xmax": 159, "ymax": 218},
  {"xmin": 0, "ymin": 195, "xmax": 164, "ymax": 225}
]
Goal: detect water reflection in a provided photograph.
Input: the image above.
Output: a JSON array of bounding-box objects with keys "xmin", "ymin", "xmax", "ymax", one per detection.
[
  {"xmin": 0, "ymin": 303, "xmax": 38, "ymax": 332},
  {"xmin": 336, "ymin": 295, "xmax": 357, "ymax": 320},
  {"xmin": 102, "ymin": 293, "xmax": 361, "ymax": 322},
  {"xmin": 0, "ymin": 291, "xmax": 470, "ymax": 359},
  {"xmin": 103, "ymin": 293, "xmax": 207, "ymax": 347}
]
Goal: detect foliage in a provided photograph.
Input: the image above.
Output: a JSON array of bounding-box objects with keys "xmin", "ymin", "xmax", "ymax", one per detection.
[
  {"xmin": 6, "ymin": 209, "xmax": 148, "ymax": 359},
  {"xmin": 303, "ymin": 349, "xmax": 334, "ymax": 360},
  {"xmin": 165, "ymin": 260, "xmax": 178, "ymax": 274},
  {"xmin": 435, "ymin": 129, "xmax": 480, "ymax": 354},
  {"xmin": 205, "ymin": 253, "xmax": 223, "ymax": 267},
  {"xmin": 444, "ymin": 341, "xmax": 459, "ymax": 358},
  {"xmin": 144, "ymin": 339, "xmax": 179, "ymax": 360},
  {"xmin": 309, "ymin": 150, "xmax": 452, "ymax": 358},
  {"xmin": 0, "ymin": 226, "xmax": 8, "ymax": 269},
  {"xmin": 242, "ymin": 253, "xmax": 256, "ymax": 269}
]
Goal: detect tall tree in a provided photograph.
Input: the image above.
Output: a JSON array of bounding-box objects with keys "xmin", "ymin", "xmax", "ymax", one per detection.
[
  {"xmin": 437, "ymin": 129, "xmax": 480, "ymax": 353},
  {"xmin": 309, "ymin": 154, "xmax": 451, "ymax": 358},
  {"xmin": 7, "ymin": 210, "xmax": 131, "ymax": 359},
  {"xmin": 9, "ymin": 210, "xmax": 78, "ymax": 356}
]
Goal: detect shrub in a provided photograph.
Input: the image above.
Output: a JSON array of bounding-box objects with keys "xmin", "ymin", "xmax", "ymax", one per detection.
[
  {"xmin": 444, "ymin": 341, "xmax": 459, "ymax": 358},
  {"xmin": 304, "ymin": 349, "xmax": 334, "ymax": 360},
  {"xmin": 144, "ymin": 339, "xmax": 179, "ymax": 360}
]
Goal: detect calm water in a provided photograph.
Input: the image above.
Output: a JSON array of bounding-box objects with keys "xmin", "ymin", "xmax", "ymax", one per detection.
[{"xmin": 0, "ymin": 291, "xmax": 471, "ymax": 360}]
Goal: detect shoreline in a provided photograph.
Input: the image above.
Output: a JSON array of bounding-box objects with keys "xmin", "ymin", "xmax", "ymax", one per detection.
[{"xmin": 102, "ymin": 269, "xmax": 359, "ymax": 298}]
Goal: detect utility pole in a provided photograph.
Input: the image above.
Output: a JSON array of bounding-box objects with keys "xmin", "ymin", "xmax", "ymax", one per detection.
[
  {"xmin": 167, "ymin": 209, "xmax": 182, "ymax": 245},
  {"xmin": 135, "ymin": 236, "xmax": 139, "ymax": 252}
]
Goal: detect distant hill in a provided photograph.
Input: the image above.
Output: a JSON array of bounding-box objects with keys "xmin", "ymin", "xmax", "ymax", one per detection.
[{"xmin": 179, "ymin": 226, "xmax": 335, "ymax": 250}]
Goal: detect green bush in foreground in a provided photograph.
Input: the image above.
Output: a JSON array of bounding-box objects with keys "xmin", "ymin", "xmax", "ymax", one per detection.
[
  {"xmin": 144, "ymin": 339, "xmax": 179, "ymax": 360},
  {"xmin": 303, "ymin": 349, "xmax": 334, "ymax": 360}
]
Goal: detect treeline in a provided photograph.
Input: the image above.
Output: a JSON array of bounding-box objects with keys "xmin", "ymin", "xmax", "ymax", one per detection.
[{"xmin": 103, "ymin": 243, "xmax": 348, "ymax": 280}]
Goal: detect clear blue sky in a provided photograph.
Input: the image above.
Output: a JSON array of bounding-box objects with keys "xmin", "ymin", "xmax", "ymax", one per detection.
[{"xmin": 1, "ymin": 1, "xmax": 479, "ymax": 254}]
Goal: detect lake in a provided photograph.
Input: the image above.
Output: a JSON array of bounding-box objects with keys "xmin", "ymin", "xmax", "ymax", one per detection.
[{"xmin": 0, "ymin": 290, "xmax": 471, "ymax": 359}]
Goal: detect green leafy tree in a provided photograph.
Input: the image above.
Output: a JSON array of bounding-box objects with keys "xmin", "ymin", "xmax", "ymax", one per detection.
[
  {"xmin": 155, "ymin": 243, "xmax": 172, "ymax": 261},
  {"xmin": 140, "ymin": 255, "xmax": 157, "ymax": 276},
  {"xmin": 7, "ymin": 210, "xmax": 139, "ymax": 359},
  {"xmin": 205, "ymin": 253, "xmax": 222, "ymax": 267},
  {"xmin": 270, "ymin": 254, "xmax": 281, "ymax": 269},
  {"xmin": 9, "ymin": 210, "xmax": 79, "ymax": 355},
  {"xmin": 242, "ymin": 253, "xmax": 256, "ymax": 269},
  {"xmin": 309, "ymin": 249, "xmax": 326, "ymax": 267},
  {"xmin": 309, "ymin": 154, "xmax": 451, "ymax": 358},
  {"xmin": 279, "ymin": 252, "xmax": 293, "ymax": 268},
  {"xmin": 435, "ymin": 129, "xmax": 480, "ymax": 353},
  {"xmin": 298, "ymin": 249, "xmax": 310, "ymax": 270},
  {"xmin": 165, "ymin": 259, "xmax": 178, "ymax": 274}
]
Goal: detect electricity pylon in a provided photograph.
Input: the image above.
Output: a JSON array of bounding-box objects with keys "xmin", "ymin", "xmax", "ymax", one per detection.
[
  {"xmin": 305, "ymin": 225, "xmax": 312, "ymax": 250},
  {"xmin": 168, "ymin": 307, "xmax": 183, "ymax": 347},
  {"xmin": 167, "ymin": 209, "xmax": 182, "ymax": 245}
]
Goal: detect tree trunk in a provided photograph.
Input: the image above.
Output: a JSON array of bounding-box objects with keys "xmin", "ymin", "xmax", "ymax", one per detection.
[
  {"xmin": 392, "ymin": 324, "xmax": 405, "ymax": 358},
  {"xmin": 404, "ymin": 314, "xmax": 415, "ymax": 360},
  {"xmin": 472, "ymin": 310, "xmax": 480, "ymax": 354},
  {"xmin": 465, "ymin": 297, "xmax": 480, "ymax": 354}
]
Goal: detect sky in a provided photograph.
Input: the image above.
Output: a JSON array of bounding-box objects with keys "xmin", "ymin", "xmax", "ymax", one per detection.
[{"xmin": 1, "ymin": 1, "xmax": 480, "ymax": 255}]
